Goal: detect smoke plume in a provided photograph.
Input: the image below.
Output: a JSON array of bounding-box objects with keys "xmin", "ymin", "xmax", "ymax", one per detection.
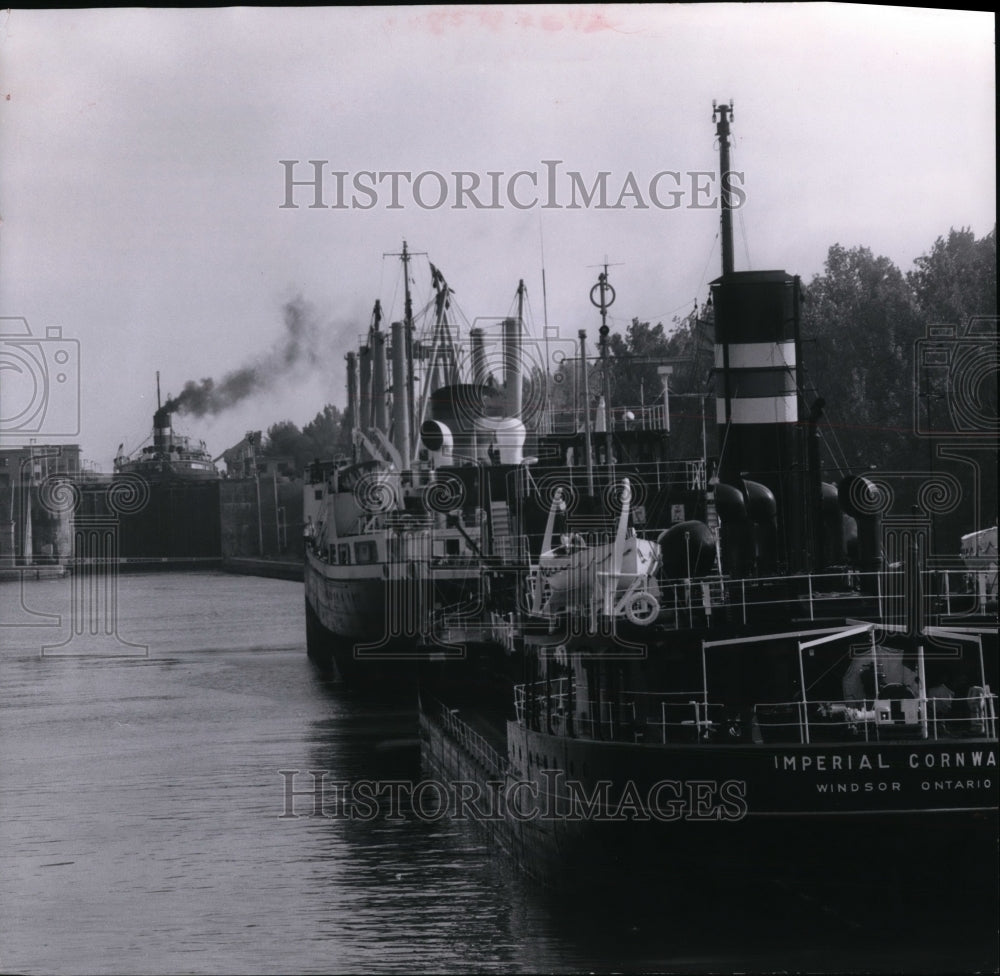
[{"xmin": 163, "ymin": 297, "xmax": 329, "ymax": 417}]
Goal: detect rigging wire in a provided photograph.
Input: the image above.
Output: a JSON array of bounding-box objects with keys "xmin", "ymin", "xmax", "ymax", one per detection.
[
  {"xmin": 738, "ymin": 208, "xmax": 752, "ymax": 270},
  {"xmin": 728, "ymin": 142, "xmax": 752, "ymax": 270}
]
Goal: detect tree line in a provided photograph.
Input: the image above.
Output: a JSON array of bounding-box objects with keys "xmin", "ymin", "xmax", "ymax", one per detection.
[
  {"xmin": 599, "ymin": 225, "xmax": 996, "ymax": 542},
  {"xmin": 260, "ymin": 404, "xmax": 350, "ymax": 473}
]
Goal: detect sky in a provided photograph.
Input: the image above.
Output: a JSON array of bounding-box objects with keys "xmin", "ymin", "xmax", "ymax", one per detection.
[{"xmin": 1, "ymin": 4, "xmax": 995, "ymax": 472}]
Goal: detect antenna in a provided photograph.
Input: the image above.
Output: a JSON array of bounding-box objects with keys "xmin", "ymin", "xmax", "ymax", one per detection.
[
  {"xmin": 712, "ymin": 100, "xmax": 735, "ymax": 276},
  {"xmin": 539, "ymin": 220, "xmax": 550, "ymax": 333},
  {"xmin": 589, "ymin": 263, "xmax": 618, "ymax": 468},
  {"xmin": 540, "ymin": 220, "xmax": 551, "ymax": 432},
  {"xmin": 385, "ymin": 241, "xmax": 427, "ymax": 437}
]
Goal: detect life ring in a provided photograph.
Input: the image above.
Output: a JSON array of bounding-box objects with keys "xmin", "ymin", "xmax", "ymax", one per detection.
[{"xmin": 624, "ymin": 591, "xmax": 659, "ymax": 625}]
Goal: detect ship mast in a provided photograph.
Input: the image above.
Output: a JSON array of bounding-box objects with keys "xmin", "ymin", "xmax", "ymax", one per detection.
[
  {"xmin": 713, "ymin": 100, "xmax": 735, "ymax": 277},
  {"xmin": 384, "ymin": 240, "xmax": 425, "ymax": 443},
  {"xmin": 401, "ymin": 241, "xmax": 416, "ymax": 448},
  {"xmin": 370, "ymin": 299, "xmax": 387, "ymax": 435},
  {"xmin": 593, "ymin": 264, "xmax": 616, "ymax": 470},
  {"xmin": 579, "ymin": 329, "xmax": 594, "ymax": 496},
  {"xmin": 503, "ymin": 281, "xmax": 525, "ymax": 418}
]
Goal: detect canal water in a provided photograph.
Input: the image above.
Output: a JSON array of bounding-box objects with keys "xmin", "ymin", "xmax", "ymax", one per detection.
[{"xmin": 1, "ymin": 571, "xmax": 996, "ymax": 974}]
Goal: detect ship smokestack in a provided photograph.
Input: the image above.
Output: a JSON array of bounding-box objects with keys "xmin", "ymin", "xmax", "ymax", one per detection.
[
  {"xmin": 503, "ymin": 281, "xmax": 526, "ymax": 417},
  {"xmin": 345, "ymin": 351, "xmax": 358, "ymax": 435},
  {"xmin": 503, "ymin": 315, "xmax": 522, "ymax": 417},
  {"xmin": 390, "ymin": 321, "xmax": 411, "ymax": 467},
  {"xmin": 713, "ymin": 100, "xmax": 735, "ymax": 278},
  {"xmin": 470, "ymin": 328, "xmax": 488, "ymax": 385},
  {"xmin": 371, "ymin": 311, "xmax": 387, "ymax": 434},
  {"xmin": 359, "ymin": 345, "xmax": 372, "ymax": 433},
  {"xmin": 153, "ymin": 405, "xmax": 172, "ymax": 452}
]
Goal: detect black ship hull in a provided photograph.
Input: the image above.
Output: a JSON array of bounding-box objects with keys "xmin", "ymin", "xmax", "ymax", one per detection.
[
  {"xmin": 74, "ymin": 479, "xmax": 222, "ymax": 563},
  {"xmin": 420, "ymin": 700, "xmax": 999, "ymax": 891}
]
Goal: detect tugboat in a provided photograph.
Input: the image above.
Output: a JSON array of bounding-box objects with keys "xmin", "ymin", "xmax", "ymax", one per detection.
[
  {"xmin": 417, "ymin": 101, "xmax": 999, "ymax": 888},
  {"xmin": 114, "ymin": 374, "xmax": 219, "ymax": 482}
]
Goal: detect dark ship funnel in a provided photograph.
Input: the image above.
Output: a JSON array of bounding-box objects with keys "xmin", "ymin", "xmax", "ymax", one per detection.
[
  {"xmin": 153, "ymin": 406, "xmax": 172, "ymax": 452},
  {"xmin": 391, "ymin": 321, "xmax": 411, "ymax": 467},
  {"xmin": 503, "ymin": 313, "xmax": 522, "ymax": 418},
  {"xmin": 470, "ymin": 328, "xmax": 488, "ymax": 385}
]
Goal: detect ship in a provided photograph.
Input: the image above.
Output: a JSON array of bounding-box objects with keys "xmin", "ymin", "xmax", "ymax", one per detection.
[
  {"xmin": 113, "ymin": 374, "xmax": 220, "ymax": 482},
  {"xmin": 414, "ymin": 101, "xmax": 999, "ymax": 888},
  {"xmin": 303, "ymin": 245, "xmax": 534, "ymax": 685},
  {"xmin": 70, "ymin": 374, "xmax": 224, "ymax": 567}
]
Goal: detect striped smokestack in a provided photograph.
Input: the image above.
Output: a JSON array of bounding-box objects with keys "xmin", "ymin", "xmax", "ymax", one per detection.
[
  {"xmin": 712, "ymin": 271, "xmax": 801, "ymax": 434},
  {"xmin": 711, "ymin": 271, "xmax": 805, "ymax": 572}
]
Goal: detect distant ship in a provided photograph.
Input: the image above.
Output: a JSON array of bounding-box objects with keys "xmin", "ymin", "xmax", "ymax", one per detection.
[{"xmin": 114, "ymin": 374, "xmax": 219, "ymax": 482}]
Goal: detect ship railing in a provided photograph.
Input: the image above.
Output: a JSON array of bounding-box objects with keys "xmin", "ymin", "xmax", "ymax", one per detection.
[
  {"xmin": 436, "ymin": 702, "xmax": 509, "ymax": 778},
  {"xmin": 573, "ymin": 699, "xmax": 637, "ymax": 741},
  {"xmin": 594, "ymin": 570, "xmax": 871, "ymax": 630},
  {"xmin": 521, "ymin": 460, "xmax": 700, "ymax": 499},
  {"xmin": 616, "ymin": 691, "xmax": 722, "ymax": 743},
  {"xmin": 650, "ymin": 700, "xmax": 726, "ymax": 743},
  {"xmin": 653, "ymin": 579, "xmax": 727, "ymax": 629},
  {"xmin": 920, "ymin": 567, "xmax": 998, "ymax": 616},
  {"xmin": 925, "ymin": 690, "xmax": 998, "ymax": 740},
  {"xmin": 719, "ymin": 570, "xmax": 879, "ymax": 626},
  {"xmin": 545, "ymin": 403, "xmax": 668, "ymax": 434},
  {"xmin": 719, "ymin": 567, "xmax": 995, "ymax": 627},
  {"xmin": 754, "ymin": 689, "xmax": 998, "ymax": 745},
  {"xmin": 568, "ymin": 695, "xmax": 725, "ymax": 743},
  {"xmin": 516, "ymin": 678, "xmax": 640, "ymax": 742},
  {"xmin": 514, "ymin": 677, "xmax": 572, "ymax": 727},
  {"xmin": 384, "ymin": 512, "xmax": 434, "ymax": 530}
]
